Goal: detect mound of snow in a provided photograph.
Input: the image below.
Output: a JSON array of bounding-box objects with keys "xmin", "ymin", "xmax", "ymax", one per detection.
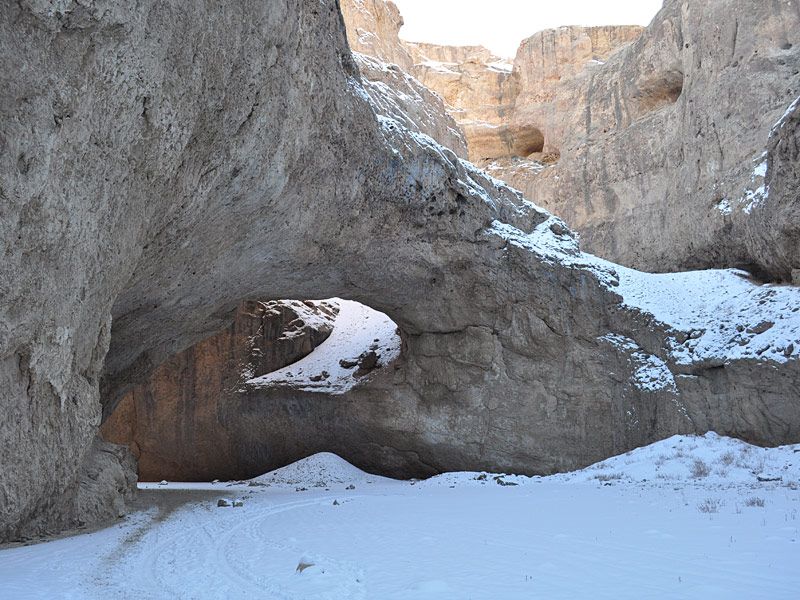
[
  {"xmin": 252, "ymin": 452, "xmax": 390, "ymax": 488},
  {"xmin": 560, "ymin": 432, "xmax": 800, "ymax": 486},
  {"xmin": 419, "ymin": 433, "xmax": 800, "ymax": 489}
]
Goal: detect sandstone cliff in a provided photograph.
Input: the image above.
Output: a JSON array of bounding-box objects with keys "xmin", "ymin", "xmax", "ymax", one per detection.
[
  {"xmin": 406, "ymin": 43, "xmax": 520, "ymax": 164},
  {"xmin": 340, "ymin": 0, "xmax": 414, "ymax": 70},
  {"xmin": 517, "ymin": 0, "xmax": 800, "ymax": 279},
  {"xmin": 2, "ymin": 0, "xmax": 799, "ymax": 545}
]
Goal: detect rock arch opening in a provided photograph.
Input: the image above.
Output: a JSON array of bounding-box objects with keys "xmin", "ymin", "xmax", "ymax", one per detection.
[
  {"xmin": 101, "ymin": 299, "xmax": 401, "ymax": 482},
  {"xmin": 632, "ymin": 70, "xmax": 684, "ymax": 116}
]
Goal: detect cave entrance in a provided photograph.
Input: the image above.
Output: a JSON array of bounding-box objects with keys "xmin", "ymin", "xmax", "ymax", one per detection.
[
  {"xmin": 101, "ymin": 298, "xmax": 401, "ymax": 482},
  {"xmin": 511, "ymin": 124, "xmax": 545, "ymax": 157}
]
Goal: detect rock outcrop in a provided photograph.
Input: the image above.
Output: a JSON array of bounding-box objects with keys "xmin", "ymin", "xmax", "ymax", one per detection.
[
  {"xmin": 405, "ymin": 43, "xmax": 520, "ymax": 164},
  {"xmin": 507, "ymin": 25, "xmax": 645, "ymax": 156},
  {"xmin": 342, "ymin": 0, "xmax": 800, "ymax": 279},
  {"xmin": 340, "ymin": 0, "xmax": 414, "ymax": 71},
  {"xmin": 743, "ymin": 98, "xmax": 800, "ymax": 282},
  {"xmin": 354, "ymin": 53, "xmax": 468, "ymax": 158},
  {"xmin": 101, "ymin": 300, "xmax": 337, "ymax": 481},
  {"xmin": 2, "ymin": 0, "xmax": 799, "ymax": 545},
  {"xmin": 516, "ymin": 0, "xmax": 800, "ymax": 278}
]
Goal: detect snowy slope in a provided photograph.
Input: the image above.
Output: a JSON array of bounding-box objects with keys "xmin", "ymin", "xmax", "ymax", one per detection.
[
  {"xmin": 2, "ymin": 434, "xmax": 798, "ymax": 599},
  {"xmin": 249, "ymin": 299, "xmax": 400, "ymax": 393},
  {"xmin": 491, "ymin": 217, "xmax": 800, "ymax": 368}
]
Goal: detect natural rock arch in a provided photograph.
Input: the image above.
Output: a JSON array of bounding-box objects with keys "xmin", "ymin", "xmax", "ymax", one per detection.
[{"xmin": 2, "ymin": 0, "xmax": 799, "ymax": 543}]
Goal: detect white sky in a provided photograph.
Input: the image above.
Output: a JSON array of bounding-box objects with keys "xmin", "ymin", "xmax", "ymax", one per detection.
[{"xmin": 391, "ymin": 0, "xmax": 664, "ymax": 58}]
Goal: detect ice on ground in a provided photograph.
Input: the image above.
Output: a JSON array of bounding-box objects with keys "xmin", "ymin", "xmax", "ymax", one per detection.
[{"xmin": 248, "ymin": 299, "xmax": 400, "ymax": 393}]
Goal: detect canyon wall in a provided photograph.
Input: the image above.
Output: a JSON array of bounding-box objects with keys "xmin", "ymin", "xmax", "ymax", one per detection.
[
  {"xmin": 519, "ymin": 0, "xmax": 800, "ymax": 279},
  {"xmin": 341, "ymin": 0, "xmax": 800, "ymax": 279}
]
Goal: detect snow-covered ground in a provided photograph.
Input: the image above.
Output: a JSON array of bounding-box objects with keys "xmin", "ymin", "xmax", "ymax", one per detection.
[{"xmin": 1, "ymin": 434, "xmax": 798, "ymax": 599}]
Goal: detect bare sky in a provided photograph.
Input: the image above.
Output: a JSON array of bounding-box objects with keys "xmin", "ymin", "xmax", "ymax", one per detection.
[{"xmin": 390, "ymin": 0, "xmax": 664, "ymax": 58}]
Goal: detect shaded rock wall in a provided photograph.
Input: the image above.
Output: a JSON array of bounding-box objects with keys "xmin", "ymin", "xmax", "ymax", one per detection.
[{"xmin": 101, "ymin": 300, "xmax": 337, "ymax": 481}]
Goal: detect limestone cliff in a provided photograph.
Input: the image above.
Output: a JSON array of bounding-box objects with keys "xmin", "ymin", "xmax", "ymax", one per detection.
[
  {"xmin": 340, "ymin": 0, "xmax": 414, "ymax": 70},
  {"xmin": 517, "ymin": 0, "xmax": 800, "ymax": 279},
  {"xmin": 354, "ymin": 53, "xmax": 468, "ymax": 158},
  {"xmin": 342, "ymin": 0, "xmax": 800, "ymax": 279},
  {"xmin": 406, "ymin": 43, "xmax": 520, "ymax": 163}
]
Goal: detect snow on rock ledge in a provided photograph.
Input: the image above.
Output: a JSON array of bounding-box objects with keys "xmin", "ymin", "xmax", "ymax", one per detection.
[{"xmin": 490, "ymin": 220, "xmax": 800, "ymax": 367}]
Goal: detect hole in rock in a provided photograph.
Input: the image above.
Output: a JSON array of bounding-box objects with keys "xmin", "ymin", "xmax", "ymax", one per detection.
[
  {"xmin": 511, "ymin": 124, "xmax": 545, "ymax": 157},
  {"xmin": 101, "ymin": 298, "xmax": 401, "ymax": 482},
  {"xmin": 632, "ymin": 70, "xmax": 684, "ymax": 115}
]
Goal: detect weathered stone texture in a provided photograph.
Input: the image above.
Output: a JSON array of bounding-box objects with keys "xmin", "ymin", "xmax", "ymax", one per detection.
[
  {"xmin": 1, "ymin": 0, "xmax": 799, "ymax": 543},
  {"xmin": 101, "ymin": 300, "xmax": 337, "ymax": 481}
]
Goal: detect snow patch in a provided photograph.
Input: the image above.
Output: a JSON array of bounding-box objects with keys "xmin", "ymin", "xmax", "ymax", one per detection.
[
  {"xmin": 600, "ymin": 334, "xmax": 677, "ymax": 392},
  {"xmin": 771, "ymin": 94, "xmax": 800, "ymax": 136},
  {"xmin": 486, "ymin": 219, "xmax": 800, "ymax": 367},
  {"xmin": 716, "ymin": 197, "xmax": 732, "ymax": 215},
  {"xmin": 252, "ymin": 452, "xmax": 390, "ymax": 487}
]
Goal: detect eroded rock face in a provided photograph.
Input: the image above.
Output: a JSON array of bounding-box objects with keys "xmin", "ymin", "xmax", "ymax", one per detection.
[
  {"xmin": 744, "ymin": 98, "xmax": 800, "ymax": 282},
  {"xmin": 101, "ymin": 300, "xmax": 337, "ymax": 481},
  {"xmin": 406, "ymin": 43, "xmax": 520, "ymax": 164},
  {"xmin": 354, "ymin": 53, "xmax": 468, "ymax": 158},
  {"xmin": 1, "ymin": 0, "xmax": 363, "ymax": 541},
  {"xmin": 340, "ymin": 0, "xmax": 414, "ymax": 70},
  {"xmin": 342, "ymin": 0, "xmax": 800, "ymax": 279},
  {"xmin": 2, "ymin": 0, "xmax": 799, "ymax": 543},
  {"xmin": 508, "ymin": 25, "xmax": 645, "ymax": 155},
  {"xmin": 516, "ymin": 0, "xmax": 800, "ymax": 278}
]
